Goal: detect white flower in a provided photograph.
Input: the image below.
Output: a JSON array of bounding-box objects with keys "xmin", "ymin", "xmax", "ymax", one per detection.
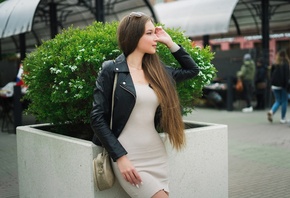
[
  {"xmin": 206, "ymin": 74, "xmax": 213, "ymax": 78},
  {"xmin": 50, "ymin": 67, "xmax": 56, "ymax": 73},
  {"xmin": 69, "ymin": 65, "xmax": 77, "ymax": 72},
  {"xmin": 74, "ymin": 94, "xmax": 81, "ymax": 98}
]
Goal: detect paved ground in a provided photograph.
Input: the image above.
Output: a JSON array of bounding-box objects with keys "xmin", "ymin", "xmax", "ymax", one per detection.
[
  {"xmin": 1, "ymin": 107, "xmax": 290, "ymax": 198},
  {"xmin": 0, "ymin": 114, "xmax": 36, "ymax": 198},
  {"xmin": 186, "ymin": 106, "xmax": 290, "ymax": 198}
]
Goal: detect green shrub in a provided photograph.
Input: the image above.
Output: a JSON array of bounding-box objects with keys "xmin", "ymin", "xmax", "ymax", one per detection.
[{"xmin": 23, "ymin": 21, "xmax": 216, "ymax": 128}]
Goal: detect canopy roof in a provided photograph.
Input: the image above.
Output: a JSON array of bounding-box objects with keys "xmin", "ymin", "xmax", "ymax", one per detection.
[
  {"xmin": 1, "ymin": 0, "xmax": 290, "ymax": 55},
  {"xmin": 0, "ymin": 0, "xmax": 156, "ymax": 55},
  {"xmin": 154, "ymin": 0, "xmax": 290, "ymax": 39},
  {"xmin": 0, "ymin": 0, "xmax": 40, "ymax": 38},
  {"xmin": 200, "ymin": 0, "xmax": 290, "ymax": 39},
  {"xmin": 154, "ymin": 0, "xmax": 239, "ymax": 37}
]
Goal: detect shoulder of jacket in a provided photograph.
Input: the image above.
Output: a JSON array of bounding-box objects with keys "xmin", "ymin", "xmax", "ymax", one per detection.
[
  {"xmin": 102, "ymin": 60, "xmax": 115, "ymax": 70},
  {"xmin": 102, "ymin": 54, "xmax": 128, "ymax": 73}
]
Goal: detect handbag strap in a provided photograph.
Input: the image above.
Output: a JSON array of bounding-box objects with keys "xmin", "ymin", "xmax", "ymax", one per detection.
[{"xmin": 110, "ymin": 73, "xmax": 117, "ymax": 130}]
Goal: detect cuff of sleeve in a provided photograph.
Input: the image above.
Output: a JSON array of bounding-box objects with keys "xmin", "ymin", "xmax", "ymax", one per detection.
[{"xmin": 169, "ymin": 42, "xmax": 180, "ymax": 53}]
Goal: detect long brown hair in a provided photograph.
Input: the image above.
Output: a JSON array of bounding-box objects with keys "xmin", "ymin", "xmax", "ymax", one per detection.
[
  {"xmin": 117, "ymin": 12, "xmax": 185, "ymax": 150},
  {"xmin": 275, "ymin": 50, "xmax": 290, "ymax": 66}
]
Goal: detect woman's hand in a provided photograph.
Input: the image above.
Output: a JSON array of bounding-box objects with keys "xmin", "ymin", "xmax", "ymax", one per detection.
[
  {"xmin": 116, "ymin": 155, "xmax": 142, "ymax": 188},
  {"xmin": 155, "ymin": 26, "xmax": 174, "ymax": 48}
]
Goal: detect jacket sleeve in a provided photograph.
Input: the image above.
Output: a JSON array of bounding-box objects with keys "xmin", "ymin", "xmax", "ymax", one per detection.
[
  {"xmin": 166, "ymin": 46, "xmax": 200, "ymax": 83},
  {"xmin": 237, "ymin": 65, "xmax": 246, "ymax": 78},
  {"xmin": 90, "ymin": 61, "xmax": 127, "ymax": 162},
  {"xmin": 283, "ymin": 63, "xmax": 290, "ymax": 89}
]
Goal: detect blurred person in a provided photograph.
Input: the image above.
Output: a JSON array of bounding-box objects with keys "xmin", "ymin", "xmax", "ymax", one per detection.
[
  {"xmin": 254, "ymin": 58, "xmax": 267, "ymax": 110},
  {"xmin": 237, "ymin": 53, "xmax": 256, "ymax": 112},
  {"xmin": 267, "ymin": 50, "xmax": 290, "ymax": 123}
]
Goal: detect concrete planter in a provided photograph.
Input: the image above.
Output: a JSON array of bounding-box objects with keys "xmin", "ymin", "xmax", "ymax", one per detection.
[{"xmin": 17, "ymin": 120, "xmax": 228, "ymax": 198}]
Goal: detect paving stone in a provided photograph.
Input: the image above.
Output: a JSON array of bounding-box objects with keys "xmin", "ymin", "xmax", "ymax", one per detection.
[{"xmin": 1, "ymin": 108, "xmax": 290, "ymax": 197}]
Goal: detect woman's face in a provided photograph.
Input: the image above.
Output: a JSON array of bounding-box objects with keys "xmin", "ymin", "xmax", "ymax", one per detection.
[{"xmin": 135, "ymin": 20, "xmax": 158, "ymax": 54}]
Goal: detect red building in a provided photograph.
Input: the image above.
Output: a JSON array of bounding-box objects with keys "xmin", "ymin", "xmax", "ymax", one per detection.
[{"xmin": 194, "ymin": 33, "xmax": 290, "ymax": 64}]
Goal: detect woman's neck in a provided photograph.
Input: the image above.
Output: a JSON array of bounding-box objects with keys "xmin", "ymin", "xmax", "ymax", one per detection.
[{"xmin": 126, "ymin": 52, "xmax": 143, "ymax": 70}]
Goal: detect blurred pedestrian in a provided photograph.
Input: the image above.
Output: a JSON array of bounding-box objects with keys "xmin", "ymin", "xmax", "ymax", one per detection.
[
  {"xmin": 254, "ymin": 58, "xmax": 267, "ymax": 110},
  {"xmin": 267, "ymin": 50, "xmax": 290, "ymax": 123},
  {"xmin": 237, "ymin": 53, "xmax": 256, "ymax": 112}
]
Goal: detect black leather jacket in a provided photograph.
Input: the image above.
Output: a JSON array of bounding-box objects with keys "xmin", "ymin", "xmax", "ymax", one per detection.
[{"xmin": 90, "ymin": 46, "xmax": 200, "ymax": 162}]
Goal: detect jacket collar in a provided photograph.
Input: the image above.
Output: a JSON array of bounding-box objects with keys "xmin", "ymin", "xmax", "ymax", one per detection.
[
  {"xmin": 114, "ymin": 54, "xmax": 129, "ymax": 73},
  {"xmin": 113, "ymin": 53, "xmax": 136, "ymax": 97}
]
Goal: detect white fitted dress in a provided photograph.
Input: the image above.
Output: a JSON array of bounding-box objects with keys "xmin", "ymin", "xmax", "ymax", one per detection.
[{"xmin": 111, "ymin": 83, "xmax": 169, "ymax": 198}]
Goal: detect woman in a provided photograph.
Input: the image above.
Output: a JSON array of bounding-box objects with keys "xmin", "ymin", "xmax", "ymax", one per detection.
[
  {"xmin": 267, "ymin": 50, "xmax": 290, "ymax": 123},
  {"xmin": 90, "ymin": 12, "xmax": 199, "ymax": 198}
]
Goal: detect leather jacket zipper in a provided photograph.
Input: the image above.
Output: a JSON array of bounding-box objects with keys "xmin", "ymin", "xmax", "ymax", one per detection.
[{"xmin": 120, "ymin": 84, "xmax": 136, "ymax": 99}]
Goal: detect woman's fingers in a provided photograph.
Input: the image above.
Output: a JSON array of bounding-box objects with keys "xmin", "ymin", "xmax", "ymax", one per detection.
[
  {"xmin": 117, "ymin": 156, "xmax": 142, "ymax": 187},
  {"xmin": 122, "ymin": 168, "xmax": 142, "ymax": 187},
  {"xmin": 133, "ymin": 169, "xmax": 142, "ymax": 183}
]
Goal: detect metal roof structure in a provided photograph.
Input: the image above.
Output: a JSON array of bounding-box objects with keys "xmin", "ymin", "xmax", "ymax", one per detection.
[
  {"xmin": 214, "ymin": 0, "xmax": 290, "ymax": 40},
  {"xmin": 0, "ymin": 0, "xmax": 290, "ymax": 57}
]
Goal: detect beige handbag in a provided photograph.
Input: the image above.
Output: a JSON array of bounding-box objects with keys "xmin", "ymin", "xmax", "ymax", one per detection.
[
  {"xmin": 93, "ymin": 73, "xmax": 117, "ymax": 191},
  {"xmin": 93, "ymin": 148, "xmax": 115, "ymax": 191}
]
